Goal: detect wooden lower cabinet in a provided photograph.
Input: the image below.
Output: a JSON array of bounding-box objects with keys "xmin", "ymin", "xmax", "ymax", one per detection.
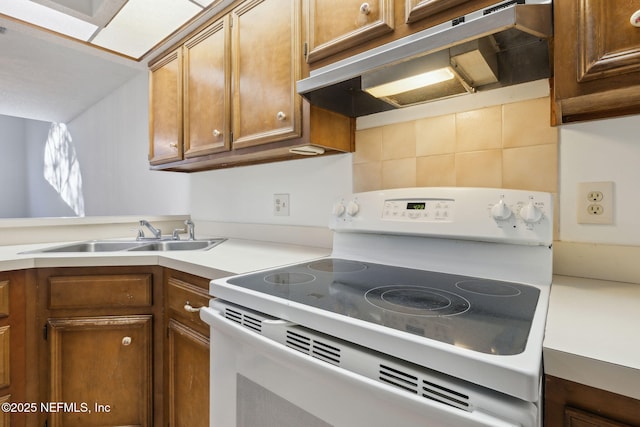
[
  {"xmin": 545, "ymin": 375, "xmax": 640, "ymax": 426},
  {"xmin": 36, "ymin": 267, "xmax": 164, "ymax": 427},
  {"xmin": 47, "ymin": 316, "xmax": 152, "ymax": 427},
  {"xmin": 164, "ymin": 269, "xmax": 211, "ymax": 427}
]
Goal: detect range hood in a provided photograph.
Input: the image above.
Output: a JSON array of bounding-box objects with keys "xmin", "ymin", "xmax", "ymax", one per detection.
[{"xmin": 297, "ymin": 0, "xmax": 553, "ymax": 118}]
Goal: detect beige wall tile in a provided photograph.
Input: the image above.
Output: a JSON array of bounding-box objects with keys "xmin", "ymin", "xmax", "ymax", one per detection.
[
  {"xmin": 503, "ymin": 98, "xmax": 558, "ymax": 148},
  {"xmin": 417, "ymin": 155, "xmax": 455, "ymax": 187},
  {"xmin": 503, "ymin": 144, "xmax": 558, "ymax": 192},
  {"xmin": 353, "ymin": 162, "xmax": 382, "ymax": 193},
  {"xmin": 455, "ymin": 150, "xmax": 502, "ymax": 187},
  {"xmin": 382, "ymin": 158, "xmax": 416, "ymax": 189},
  {"xmin": 415, "ymin": 114, "xmax": 456, "ymax": 157},
  {"xmin": 456, "ymin": 106, "xmax": 502, "ymax": 152},
  {"xmin": 381, "ymin": 121, "xmax": 416, "ymax": 160},
  {"xmin": 354, "ymin": 127, "xmax": 383, "ymax": 164}
]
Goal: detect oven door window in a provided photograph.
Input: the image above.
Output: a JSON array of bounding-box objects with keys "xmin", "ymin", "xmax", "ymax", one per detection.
[{"xmin": 203, "ymin": 307, "xmax": 529, "ymax": 427}]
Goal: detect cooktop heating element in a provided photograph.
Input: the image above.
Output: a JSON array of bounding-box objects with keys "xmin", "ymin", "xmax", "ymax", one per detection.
[{"xmin": 227, "ymin": 257, "xmax": 540, "ymax": 355}]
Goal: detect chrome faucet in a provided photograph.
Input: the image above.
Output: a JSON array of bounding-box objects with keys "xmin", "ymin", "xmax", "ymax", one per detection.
[
  {"xmin": 185, "ymin": 219, "xmax": 195, "ymax": 240},
  {"xmin": 139, "ymin": 220, "xmax": 162, "ymax": 240}
]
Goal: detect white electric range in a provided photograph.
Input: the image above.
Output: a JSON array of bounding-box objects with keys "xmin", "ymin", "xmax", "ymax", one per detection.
[{"xmin": 201, "ymin": 187, "xmax": 553, "ymax": 427}]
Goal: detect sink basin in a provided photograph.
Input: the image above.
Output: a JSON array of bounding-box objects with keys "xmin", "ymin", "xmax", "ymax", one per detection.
[
  {"xmin": 22, "ymin": 238, "xmax": 225, "ymax": 253},
  {"xmin": 129, "ymin": 239, "xmax": 225, "ymax": 252}
]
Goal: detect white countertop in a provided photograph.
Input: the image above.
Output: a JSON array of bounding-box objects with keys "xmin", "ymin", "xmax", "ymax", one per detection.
[
  {"xmin": 545, "ymin": 275, "xmax": 640, "ymax": 400},
  {"xmin": 1, "ymin": 238, "xmax": 331, "ymax": 279}
]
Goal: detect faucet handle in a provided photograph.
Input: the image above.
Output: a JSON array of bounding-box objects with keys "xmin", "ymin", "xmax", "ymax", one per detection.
[
  {"xmin": 172, "ymin": 228, "xmax": 185, "ymax": 240},
  {"xmin": 185, "ymin": 219, "xmax": 195, "ymax": 240}
]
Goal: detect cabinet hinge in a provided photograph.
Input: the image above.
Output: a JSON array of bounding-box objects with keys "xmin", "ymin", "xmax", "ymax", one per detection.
[
  {"xmin": 303, "ymin": 42, "xmax": 308, "ymax": 60},
  {"xmin": 43, "ymin": 323, "xmax": 48, "ymax": 340}
]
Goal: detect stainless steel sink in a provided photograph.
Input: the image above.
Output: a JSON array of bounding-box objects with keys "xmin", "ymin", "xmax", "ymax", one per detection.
[
  {"xmin": 22, "ymin": 238, "xmax": 225, "ymax": 253},
  {"xmin": 129, "ymin": 239, "xmax": 225, "ymax": 252}
]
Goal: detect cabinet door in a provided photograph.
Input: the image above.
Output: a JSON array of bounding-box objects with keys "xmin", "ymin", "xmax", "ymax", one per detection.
[
  {"xmin": 48, "ymin": 316, "xmax": 152, "ymax": 427},
  {"xmin": 307, "ymin": 0, "xmax": 394, "ymax": 63},
  {"xmin": 554, "ymin": 0, "xmax": 640, "ymax": 122},
  {"xmin": 405, "ymin": 0, "xmax": 468, "ymax": 24},
  {"xmin": 183, "ymin": 16, "xmax": 232, "ymax": 158},
  {"xmin": 167, "ymin": 320, "xmax": 209, "ymax": 427},
  {"xmin": 231, "ymin": 0, "xmax": 302, "ymax": 149},
  {"xmin": 149, "ymin": 49, "xmax": 183, "ymax": 164}
]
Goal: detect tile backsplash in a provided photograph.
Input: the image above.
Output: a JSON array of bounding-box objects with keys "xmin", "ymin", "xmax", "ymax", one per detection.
[{"xmin": 353, "ymin": 96, "xmax": 558, "ymax": 194}]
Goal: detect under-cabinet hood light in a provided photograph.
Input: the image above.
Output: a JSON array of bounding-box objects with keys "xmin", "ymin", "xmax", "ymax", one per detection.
[{"xmin": 364, "ymin": 67, "xmax": 455, "ymax": 98}]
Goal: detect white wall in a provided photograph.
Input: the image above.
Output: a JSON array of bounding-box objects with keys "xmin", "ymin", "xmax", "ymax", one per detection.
[
  {"xmin": 0, "ymin": 115, "xmax": 28, "ymax": 217},
  {"xmin": 559, "ymin": 115, "xmax": 640, "ymax": 246},
  {"xmin": 66, "ymin": 72, "xmax": 190, "ymax": 217},
  {"xmin": 189, "ymin": 154, "xmax": 353, "ymax": 227}
]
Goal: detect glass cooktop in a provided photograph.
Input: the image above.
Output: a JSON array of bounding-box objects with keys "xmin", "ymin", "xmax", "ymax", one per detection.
[{"xmin": 227, "ymin": 258, "xmax": 540, "ymax": 355}]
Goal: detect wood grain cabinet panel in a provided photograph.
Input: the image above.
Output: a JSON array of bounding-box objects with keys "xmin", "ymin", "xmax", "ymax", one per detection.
[
  {"xmin": 48, "ymin": 316, "xmax": 153, "ymax": 427},
  {"xmin": 545, "ymin": 375, "xmax": 640, "ymax": 427},
  {"xmin": 405, "ymin": 0, "xmax": 468, "ymax": 24},
  {"xmin": 231, "ymin": 0, "xmax": 302, "ymax": 148},
  {"xmin": 48, "ymin": 274, "xmax": 152, "ymax": 309},
  {"xmin": 306, "ymin": 0, "xmax": 394, "ymax": 63},
  {"xmin": 166, "ymin": 320, "xmax": 209, "ymax": 427},
  {"xmin": 149, "ymin": 49, "xmax": 183, "ymax": 164},
  {"xmin": 183, "ymin": 17, "xmax": 232, "ymax": 158},
  {"xmin": 163, "ymin": 269, "xmax": 211, "ymax": 427},
  {"xmin": 554, "ymin": 0, "xmax": 640, "ymax": 123}
]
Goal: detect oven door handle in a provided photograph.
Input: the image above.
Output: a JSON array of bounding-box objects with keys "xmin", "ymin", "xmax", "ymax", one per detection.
[{"xmin": 200, "ymin": 306, "xmax": 523, "ymax": 427}]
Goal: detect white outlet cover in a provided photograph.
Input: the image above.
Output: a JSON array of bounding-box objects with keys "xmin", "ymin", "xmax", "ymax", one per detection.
[
  {"xmin": 577, "ymin": 181, "xmax": 614, "ymax": 225},
  {"xmin": 274, "ymin": 193, "xmax": 290, "ymax": 216}
]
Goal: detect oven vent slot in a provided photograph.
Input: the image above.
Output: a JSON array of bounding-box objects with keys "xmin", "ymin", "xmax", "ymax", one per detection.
[
  {"xmin": 286, "ymin": 330, "xmax": 341, "ymax": 366},
  {"xmin": 379, "ymin": 365, "xmax": 470, "ymax": 412},
  {"xmin": 224, "ymin": 308, "xmax": 262, "ymax": 333},
  {"xmin": 422, "ymin": 380, "xmax": 470, "ymax": 411},
  {"xmin": 379, "ymin": 364, "xmax": 419, "ymax": 394}
]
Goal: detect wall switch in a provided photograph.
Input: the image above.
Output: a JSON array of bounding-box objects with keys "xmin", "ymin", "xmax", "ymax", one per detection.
[
  {"xmin": 274, "ymin": 193, "xmax": 290, "ymax": 216},
  {"xmin": 577, "ymin": 181, "xmax": 614, "ymax": 224}
]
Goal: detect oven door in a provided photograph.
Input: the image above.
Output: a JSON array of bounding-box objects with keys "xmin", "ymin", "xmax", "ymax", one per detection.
[{"xmin": 200, "ymin": 305, "xmax": 523, "ymax": 427}]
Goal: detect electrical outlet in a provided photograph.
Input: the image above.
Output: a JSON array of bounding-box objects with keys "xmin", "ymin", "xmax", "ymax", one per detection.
[
  {"xmin": 577, "ymin": 181, "xmax": 614, "ymax": 224},
  {"xmin": 274, "ymin": 193, "xmax": 290, "ymax": 216}
]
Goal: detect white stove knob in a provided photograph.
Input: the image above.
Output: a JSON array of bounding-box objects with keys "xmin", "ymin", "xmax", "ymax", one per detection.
[
  {"xmin": 346, "ymin": 200, "xmax": 360, "ymax": 217},
  {"xmin": 491, "ymin": 199, "xmax": 512, "ymax": 221},
  {"xmin": 520, "ymin": 201, "xmax": 543, "ymax": 224},
  {"xmin": 332, "ymin": 202, "xmax": 346, "ymax": 217}
]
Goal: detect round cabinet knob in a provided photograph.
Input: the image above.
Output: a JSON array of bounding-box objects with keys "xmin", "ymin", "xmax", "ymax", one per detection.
[
  {"xmin": 332, "ymin": 202, "xmax": 346, "ymax": 217},
  {"xmin": 212, "ymin": 129, "xmax": 222, "ymax": 138},
  {"xmin": 276, "ymin": 111, "xmax": 287, "ymax": 121},
  {"xmin": 360, "ymin": 2, "xmax": 371, "ymax": 15},
  {"xmin": 169, "ymin": 143, "xmax": 178, "ymax": 149},
  {"xmin": 630, "ymin": 9, "xmax": 640, "ymax": 27},
  {"xmin": 122, "ymin": 336, "xmax": 132, "ymax": 346},
  {"xmin": 346, "ymin": 200, "xmax": 360, "ymax": 217},
  {"xmin": 491, "ymin": 199, "xmax": 512, "ymax": 221},
  {"xmin": 519, "ymin": 201, "xmax": 543, "ymax": 224}
]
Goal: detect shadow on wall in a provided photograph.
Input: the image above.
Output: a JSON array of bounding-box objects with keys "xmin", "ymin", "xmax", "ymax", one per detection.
[{"xmin": 43, "ymin": 123, "xmax": 85, "ymax": 216}]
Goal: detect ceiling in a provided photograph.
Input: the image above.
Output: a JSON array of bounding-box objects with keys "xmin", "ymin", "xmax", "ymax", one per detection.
[{"xmin": 0, "ymin": 0, "xmax": 232, "ymax": 123}]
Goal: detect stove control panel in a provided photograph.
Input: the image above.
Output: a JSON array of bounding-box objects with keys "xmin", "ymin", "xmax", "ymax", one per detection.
[
  {"xmin": 381, "ymin": 199, "xmax": 454, "ymax": 222},
  {"xmin": 330, "ymin": 187, "xmax": 553, "ymax": 246}
]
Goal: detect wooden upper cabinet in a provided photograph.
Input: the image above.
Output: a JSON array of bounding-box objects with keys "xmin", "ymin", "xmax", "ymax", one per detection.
[
  {"xmin": 149, "ymin": 49, "xmax": 183, "ymax": 165},
  {"xmin": 306, "ymin": 0, "xmax": 394, "ymax": 63},
  {"xmin": 554, "ymin": 0, "xmax": 640, "ymax": 123},
  {"xmin": 183, "ymin": 17, "xmax": 232, "ymax": 158},
  {"xmin": 231, "ymin": 0, "xmax": 302, "ymax": 149},
  {"xmin": 405, "ymin": 0, "xmax": 468, "ymax": 24}
]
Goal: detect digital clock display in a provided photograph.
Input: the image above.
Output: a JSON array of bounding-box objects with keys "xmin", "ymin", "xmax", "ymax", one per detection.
[{"xmin": 407, "ymin": 202, "xmax": 426, "ymax": 210}]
